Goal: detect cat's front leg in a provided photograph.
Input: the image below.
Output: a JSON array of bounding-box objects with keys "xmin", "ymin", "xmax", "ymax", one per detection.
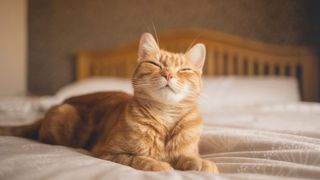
[
  {"xmin": 173, "ymin": 155, "xmax": 219, "ymax": 173},
  {"xmin": 100, "ymin": 154, "xmax": 173, "ymax": 172}
]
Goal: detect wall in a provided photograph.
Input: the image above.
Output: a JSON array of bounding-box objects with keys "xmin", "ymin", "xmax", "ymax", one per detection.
[
  {"xmin": 0, "ymin": 0, "xmax": 27, "ymax": 96},
  {"xmin": 28, "ymin": 0, "xmax": 315, "ymax": 95}
]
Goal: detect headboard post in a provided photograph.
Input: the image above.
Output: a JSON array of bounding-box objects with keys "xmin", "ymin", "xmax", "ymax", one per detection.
[
  {"xmin": 77, "ymin": 54, "xmax": 91, "ymax": 81},
  {"xmin": 302, "ymin": 54, "xmax": 318, "ymax": 101}
]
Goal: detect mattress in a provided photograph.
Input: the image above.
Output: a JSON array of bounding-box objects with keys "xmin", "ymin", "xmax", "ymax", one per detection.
[{"xmin": 0, "ymin": 97, "xmax": 319, "ymax": 179}]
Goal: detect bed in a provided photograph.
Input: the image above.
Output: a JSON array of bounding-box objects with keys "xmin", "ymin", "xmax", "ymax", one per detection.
[{"xmin": 1, "ymin": 29, "xmax": 320, "ymax": 180}]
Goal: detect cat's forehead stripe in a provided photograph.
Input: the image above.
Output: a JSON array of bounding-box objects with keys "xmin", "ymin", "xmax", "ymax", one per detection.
[{"xmin": 159, "ymin": 51, "xmax": 185, "ymax": 67}]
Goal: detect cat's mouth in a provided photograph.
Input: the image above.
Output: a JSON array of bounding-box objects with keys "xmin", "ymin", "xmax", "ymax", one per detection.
[{"xmin": 161, "ymin": 84, "xmax": 176, "ymax": 93}]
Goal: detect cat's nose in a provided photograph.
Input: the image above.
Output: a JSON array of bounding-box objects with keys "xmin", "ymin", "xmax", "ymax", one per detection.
[{"xmin": 162, "ymin": 71, "xmax": 174, "ymax": 81}]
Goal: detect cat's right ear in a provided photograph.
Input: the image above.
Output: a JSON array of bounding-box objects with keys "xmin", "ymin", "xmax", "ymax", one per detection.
[{"xmin": 138, "ymin": 33, "xmax": 160, "ymax": 62}]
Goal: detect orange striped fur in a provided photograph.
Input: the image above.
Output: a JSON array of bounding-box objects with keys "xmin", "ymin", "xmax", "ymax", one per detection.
[{"xmin": 2, "ymin": 33, "xmax": 218, "ymax": 173}]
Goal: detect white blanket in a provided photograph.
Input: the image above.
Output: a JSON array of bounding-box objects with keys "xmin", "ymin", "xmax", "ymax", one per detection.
[{"xmin": 0, "ymin": 99, "xmax": 320, "ymax": 179}]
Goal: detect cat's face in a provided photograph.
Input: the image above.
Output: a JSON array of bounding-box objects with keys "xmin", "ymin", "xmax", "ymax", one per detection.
[{"xmin": 132, "ymin": 33, "xmax": 205, "ymax": 104}]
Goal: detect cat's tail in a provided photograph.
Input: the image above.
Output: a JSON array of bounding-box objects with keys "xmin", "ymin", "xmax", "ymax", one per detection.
[{"xmin": 0, "ymin": 120, "xmax": 42, "ymax": 139}]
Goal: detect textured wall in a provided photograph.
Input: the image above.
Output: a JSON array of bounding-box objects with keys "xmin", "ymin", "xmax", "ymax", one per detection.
[{"xmin": 28, "ymin": 0, "xmax": 314, "ymax": 95}]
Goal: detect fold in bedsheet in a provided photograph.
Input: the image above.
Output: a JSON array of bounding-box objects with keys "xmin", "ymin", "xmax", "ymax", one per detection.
[
  {"xmin": 0, "ymin": 125, "xmax": 319, "ymax": 180},
  {"xmin": 200, "ymin": 126, "xmax": 320, "ymax": 179}
]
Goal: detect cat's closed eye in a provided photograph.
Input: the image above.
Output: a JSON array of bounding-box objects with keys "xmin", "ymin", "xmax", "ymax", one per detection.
[
  {"xmin": 179, "ymin": 68, "xmax": 192, "ymax": 72},
  {"xmin": 143, "ymin": 61, "xmax": 162, "ymax": 69}
]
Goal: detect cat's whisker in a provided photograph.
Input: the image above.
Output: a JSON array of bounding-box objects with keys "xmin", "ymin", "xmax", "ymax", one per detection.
[
  {"xmin": 152, "ymin": 22, "xmax": 159, "ymax": 47},
  {"xmin": 185, "ymin": 34, "xmax": 201, "ymax": 52}
]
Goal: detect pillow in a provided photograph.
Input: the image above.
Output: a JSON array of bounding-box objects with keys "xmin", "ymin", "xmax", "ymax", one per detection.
[
  {"xmin": 55, "ymin": 77, "xmax": 133, "ymax": 100},
  {"xmin": 56, "ymin": 76, "xmax": 300, "ymax": 112},
  {"xmin": 199, "ymin": 76, "xmax": 300, "ymax": 113}
]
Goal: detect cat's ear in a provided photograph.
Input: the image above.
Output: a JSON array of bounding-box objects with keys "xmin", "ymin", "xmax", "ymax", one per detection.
[
  {"xmin": 138, "ymin": 33, "xmax": 160, "ymax": 61},
  {"xmin": 186, "ymin": 43, "xmax": 206, "ymax": 71}
]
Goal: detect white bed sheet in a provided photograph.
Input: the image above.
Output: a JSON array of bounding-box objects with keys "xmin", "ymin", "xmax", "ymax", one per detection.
[{"xmin": 0, "ymin": 98, "xmax": 320, "ymax": 179}]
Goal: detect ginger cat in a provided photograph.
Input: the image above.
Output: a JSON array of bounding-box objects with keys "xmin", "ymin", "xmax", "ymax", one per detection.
[{"xmin": 0, "ymin": 33, "xmax": 218, "ymax": 173}]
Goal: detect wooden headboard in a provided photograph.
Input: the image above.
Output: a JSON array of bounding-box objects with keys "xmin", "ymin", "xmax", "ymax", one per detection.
[{"xmin": 76, "ymin": 29, "xmax": 319, "ymax": 101}]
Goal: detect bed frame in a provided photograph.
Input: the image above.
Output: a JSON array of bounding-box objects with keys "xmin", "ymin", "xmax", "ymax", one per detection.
[{"xmin": 76, "ymin": 29, "xmax": 319, "ymax": 101}]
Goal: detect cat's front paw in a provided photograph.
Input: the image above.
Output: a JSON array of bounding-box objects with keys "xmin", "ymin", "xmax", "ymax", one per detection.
[
  {"xmin": 175, "ymin": 156, "xmax": 202, "ymax": 171},
  {"xmin": 201, "ymin": 159, "xmax": 219, "ymax": 173},
  {"xmin": 174, "ymin": 156, "xmax": 219, "ymax": 173},
  {"xmin": 143, "ymin": 161, "xmax": 174, "ymax": 172}
]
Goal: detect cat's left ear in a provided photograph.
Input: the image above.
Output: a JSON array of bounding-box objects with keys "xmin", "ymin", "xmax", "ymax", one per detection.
[
  {"xmin": 138, "ymin": 33, "xmax": 160, "ymax": 61},
  {"xmin": 186, "ymin": 43, "xmax": 206, "ymax": 71}
]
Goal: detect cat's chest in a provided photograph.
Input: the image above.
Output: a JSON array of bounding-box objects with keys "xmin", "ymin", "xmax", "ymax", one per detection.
[
  {"xmin": 146, "ymin": 133, "xmax": 174, "ymax": 161},
  {"xmin": 147, "ymin": 119, "xmax": 183, "ymax": 161},
  {"xmin": 159, "ymin": 113, "xmax": 178, "ymax": 130}
]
